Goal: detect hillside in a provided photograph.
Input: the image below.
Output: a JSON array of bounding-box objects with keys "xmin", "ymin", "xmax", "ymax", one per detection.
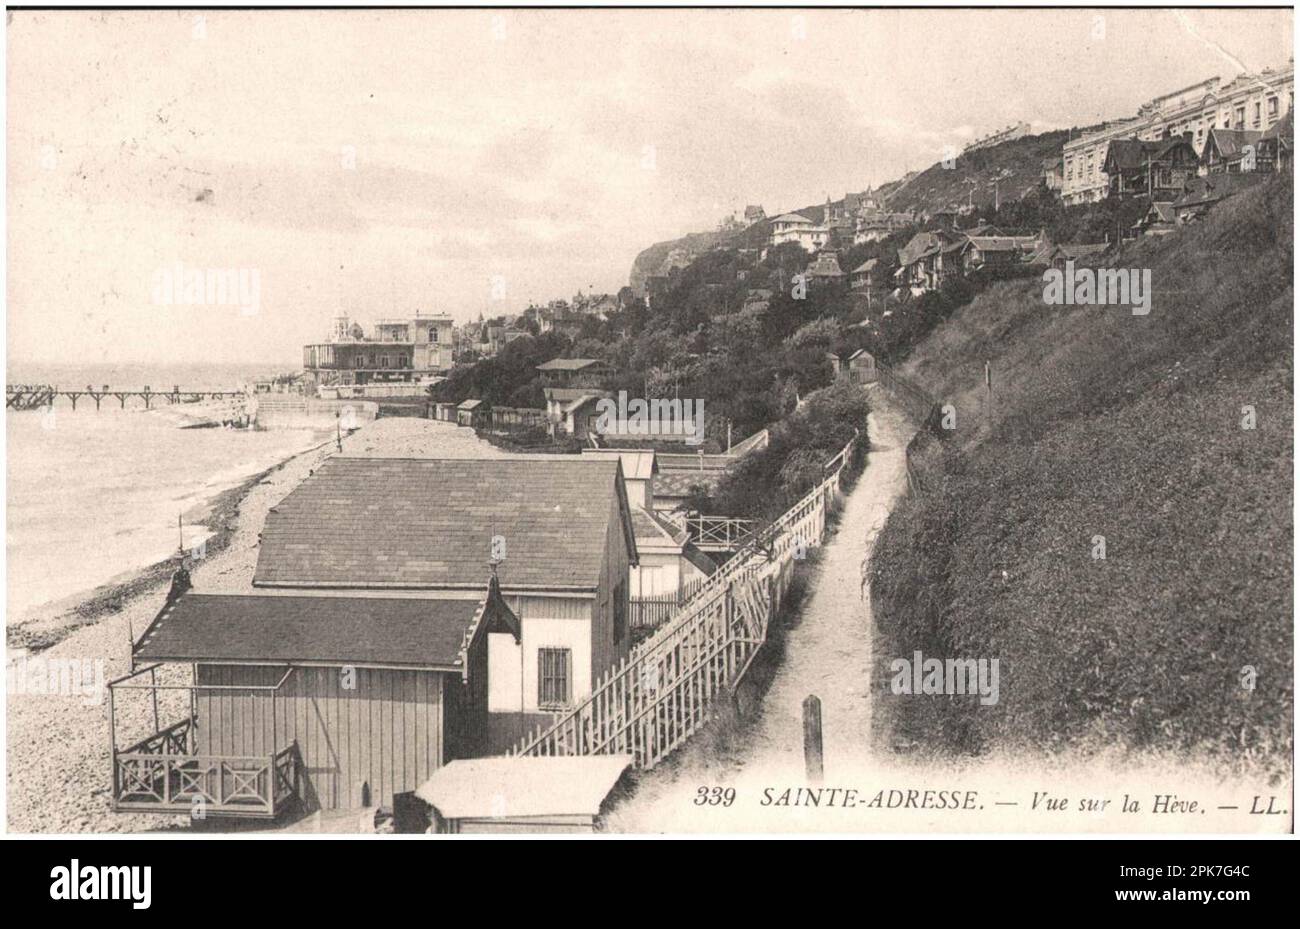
[
  {"xmin": 883, "ymin": 129, "xmax": 1073, "ymax": 215},
  {"xmin": 628, "ymin": 125, "xmax": 1093, "ymax": 294},
  {"xmin": 870, "ymin": 174, "xmax": 1293, "ymax": 774}
]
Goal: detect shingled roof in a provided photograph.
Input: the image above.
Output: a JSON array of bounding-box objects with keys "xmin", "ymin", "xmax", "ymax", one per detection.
[
  {"xmin": 134, "ymin": 591, "xmax": 516, "ymax": 670},
  {"xmin": 254, "ymin": 457, "xmax": 635, "ymax": 591}
]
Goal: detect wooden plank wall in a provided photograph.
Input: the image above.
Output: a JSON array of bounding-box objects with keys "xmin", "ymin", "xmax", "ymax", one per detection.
[{"xmin": 195, "ymin": 664, "xmax": 445, "ymax": 811}]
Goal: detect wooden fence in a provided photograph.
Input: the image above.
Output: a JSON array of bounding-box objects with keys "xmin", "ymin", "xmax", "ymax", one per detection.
[
  {"xmin": 876, "ymin": 362, "xmax": 945, "ymax": 496},
  {"xmin": 510, "ymin": 431, "xmax": 860, "ymax": 769}
]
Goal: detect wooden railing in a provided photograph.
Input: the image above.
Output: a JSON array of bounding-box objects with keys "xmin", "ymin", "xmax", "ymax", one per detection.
[
  {"xmin": 511, "ymin": 430, "xmax": 860, "ymax": 769},
  {"xmin": 113, "ymin": 736, "xmax": 299, "ymax": 818},
  {"xmin": 108, "ymin": 665, "xmax": 299, "ymax": 819},
  {"xmin": 685, "ymin": 515, "xmax": 760, "ymax": 551},
  {"xmin": 629, "ymin": 574, "xmax": 712, "ymax": 632}
]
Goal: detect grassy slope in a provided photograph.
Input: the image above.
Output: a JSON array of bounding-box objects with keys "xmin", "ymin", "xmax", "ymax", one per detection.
[
  {"xmin": 871, "ymin": 175, "xmax": 1293, "ymax": 773},
  {"xmin": 885, "ymin": 130, "xmax": 1071, "ymax": 214}
]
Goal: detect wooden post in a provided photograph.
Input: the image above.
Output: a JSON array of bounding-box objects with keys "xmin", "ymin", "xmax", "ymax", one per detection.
[
  {"xmin": 984, "ymin": 360, "xmax": 993, "ymax": 426},
  {"xmin": 802, "ymin": 694, "xmax": 823, "ymax": 784},
  {"xmin": 149, "ymin": 666, "xmax": 160, "ymax": 734},
  {"xmin": 108, "ymin": 685, "xmax": 117, "ymax": 802}
]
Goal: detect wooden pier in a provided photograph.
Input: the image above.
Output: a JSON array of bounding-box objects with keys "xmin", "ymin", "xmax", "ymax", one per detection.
[{"xmin": 6, "ymin": 384, "xmax": 246, "ymax": 411}]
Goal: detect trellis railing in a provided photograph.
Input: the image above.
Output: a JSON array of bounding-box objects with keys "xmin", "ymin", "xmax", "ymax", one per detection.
[
  {"xmin": 108, "ymin": 665, "xmax": 300, "ymax": 818},
  {"xmin": 684, "ymin": 515, "xmax": 760, "ymax": 551},
  {"xmin": 511, "ymin": 430, "xmax": 859, "ymax": 769}
]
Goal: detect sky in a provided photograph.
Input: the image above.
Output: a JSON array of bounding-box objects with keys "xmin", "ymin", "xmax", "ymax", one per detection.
[{"xmin": 5, "ymin": 8, "xmax": 1293, "ymax": 366}]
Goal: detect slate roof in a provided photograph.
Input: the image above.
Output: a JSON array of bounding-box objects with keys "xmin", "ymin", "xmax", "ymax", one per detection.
[
  {"xmin": 134, "ymin": 592, "xmax": 492, "ymax": 668},
  {"xmin": 1202, "ymin": 128, "xmax": 1263, "ymax": 161},
  {"xmin": 254, "ymin": 457, "xmax": 633, "ymax": 590}
]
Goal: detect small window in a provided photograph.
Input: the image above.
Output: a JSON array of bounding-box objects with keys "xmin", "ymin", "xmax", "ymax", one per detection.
[
  {"xmin": 1268, "ymin": 97, "xmax": 1279, "ymax": 117},
  {"xmin": 538, "ymin": 648, "xmax": 571, "ymax": 709}
]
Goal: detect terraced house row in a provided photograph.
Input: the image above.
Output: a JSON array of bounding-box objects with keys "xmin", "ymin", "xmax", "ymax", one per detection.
[{"xmin": 1061, "ymin": 60, "xmax": 1294, "ymax": 205}]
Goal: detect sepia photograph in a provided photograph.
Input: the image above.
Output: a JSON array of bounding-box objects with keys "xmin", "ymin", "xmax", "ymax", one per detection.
[{"xmin": 1, "ymin": 2, "xmax": 1294, "ymax": 866}]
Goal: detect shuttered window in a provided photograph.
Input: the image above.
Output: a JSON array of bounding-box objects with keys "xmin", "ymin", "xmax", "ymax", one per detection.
[{"xmin": 538, "ymin": 648, "xmax": 571, "ymax": 709}]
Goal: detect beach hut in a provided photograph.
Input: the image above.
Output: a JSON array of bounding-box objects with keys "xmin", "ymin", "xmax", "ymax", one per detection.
[
  {"xmin": 456, "ymin": 398, "xmax": 486, "ymax": 428},
  {"xmin": 108, "ymin": 457, "xmax": 639, "ymax": 820}
]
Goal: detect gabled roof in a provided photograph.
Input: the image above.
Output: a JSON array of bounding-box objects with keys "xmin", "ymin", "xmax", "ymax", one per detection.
[
  {"xmin": 1202, "ymin": 128, "xmax": 1263, "ymax": 161},
  {"xmin": 254, "ymin": 456, "xmax": 636, "ymax": 590},
  {"xmin": 1052, "ymin": 243, "xmax": 1109, "ymax": 261},
  {"xmin": 457, "ymin": 398, "xmax": 484, "ymax": 410},
  {"xmin": 770, "ymin": 212, "xmax": 815, "ymax": 225},
  {"xmin": 851, "ymin": 258, "xmax": 878, "ymax": 274},
  {"xmin": 134, "ymin": 589, "xmax": 519, "ymax": 670},
  {"xmin": 848, "ymin": 348, "xmax": 874, "ymax": 362},
  {"xmin": 537, "ymin": 358, "xmax": 609, "ymax": 372},
  {"xmin": 1138, "ymin": 201, "xmax": 1176, "ymax": 225},
  {"xmin": 898, "ymin": 231, "xmax": 945, "ymax": 267},
  {"xmin": 806, "ymin": 252, "xmax": 845, "ymax": 277}
]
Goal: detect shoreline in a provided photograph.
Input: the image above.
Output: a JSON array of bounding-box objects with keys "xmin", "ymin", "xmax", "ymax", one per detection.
[
  {"xmin": 6, "ymin": 434, "xmax": 335, "ymax": 656},
  {"xmin": 5, "ymin": 416, "xmax": 510, "ymax": 833}
]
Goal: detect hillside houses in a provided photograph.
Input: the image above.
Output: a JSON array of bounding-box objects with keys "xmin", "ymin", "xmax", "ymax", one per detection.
[
  {"xmin": 1102, "ymin": 137, "xmax": 1200, "ymax": 200},
  {"xmin": 1061, "ymin": 61, "xmax": 1293, "ymax": 205},
  {"xmin": 769, "ymin": 212, "xmax": 830, "ymax": 252}
]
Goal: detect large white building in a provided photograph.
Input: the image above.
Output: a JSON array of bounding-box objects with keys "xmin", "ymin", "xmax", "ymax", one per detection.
[
  {"xmin": 768, "ymin": 212, "xmax": 830, "ymax": 252},
  {"xmin": 1061, "ymin": 62, "xmax": 1294, "ymax": 205}
]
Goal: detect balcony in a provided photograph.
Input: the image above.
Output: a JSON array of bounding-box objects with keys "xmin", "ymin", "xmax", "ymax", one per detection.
[{"xmin": 108, "ymin": 665, "xmax": 300, "ymax": 819}]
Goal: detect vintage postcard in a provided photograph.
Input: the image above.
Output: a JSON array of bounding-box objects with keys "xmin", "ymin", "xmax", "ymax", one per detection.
[{"xmin": 3, "ymin": 5, "xmax": 1293, "ymax": 840}]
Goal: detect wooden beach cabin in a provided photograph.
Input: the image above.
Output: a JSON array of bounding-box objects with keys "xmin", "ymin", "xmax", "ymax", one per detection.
[{"xmin": 109, "ymin": 456, "xmax": 638, "ymax": 819}]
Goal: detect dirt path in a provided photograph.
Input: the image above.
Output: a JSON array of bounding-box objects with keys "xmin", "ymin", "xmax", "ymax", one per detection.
[{"xmin": 605, "ymin": 387, "xmax": 914, "ymax": 832}]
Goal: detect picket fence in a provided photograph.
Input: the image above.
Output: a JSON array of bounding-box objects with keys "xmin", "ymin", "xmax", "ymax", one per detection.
[{"xmin": 509, "ymin": 432, "xmax": 860, "ymax": 769}]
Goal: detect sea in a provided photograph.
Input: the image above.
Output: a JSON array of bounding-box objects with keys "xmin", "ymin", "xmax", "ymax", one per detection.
[{"xmin": 5, "ymin": 362, "xmax": 329, "ymax": 621}]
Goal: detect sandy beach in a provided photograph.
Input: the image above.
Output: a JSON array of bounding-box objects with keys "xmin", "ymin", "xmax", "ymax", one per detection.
[{"xmin": 5, "ymin": 416, "xmax": 510, "ymax": 833}]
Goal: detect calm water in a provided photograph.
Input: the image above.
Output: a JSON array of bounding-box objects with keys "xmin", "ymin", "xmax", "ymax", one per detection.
[{"xmin": 5, "ymin": 362, "xmax": 324, "ymax": 619}]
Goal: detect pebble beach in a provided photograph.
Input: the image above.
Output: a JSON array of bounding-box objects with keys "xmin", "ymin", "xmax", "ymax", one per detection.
[{"xmin": 5, "ymin": 417, "xmax": 510, "ymax": 833}]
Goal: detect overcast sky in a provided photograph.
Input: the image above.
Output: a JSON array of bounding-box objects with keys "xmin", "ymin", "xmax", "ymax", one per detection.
[{"xmin": 6, "ymin": 8, "xmax": 1293, "ymax": 365}]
